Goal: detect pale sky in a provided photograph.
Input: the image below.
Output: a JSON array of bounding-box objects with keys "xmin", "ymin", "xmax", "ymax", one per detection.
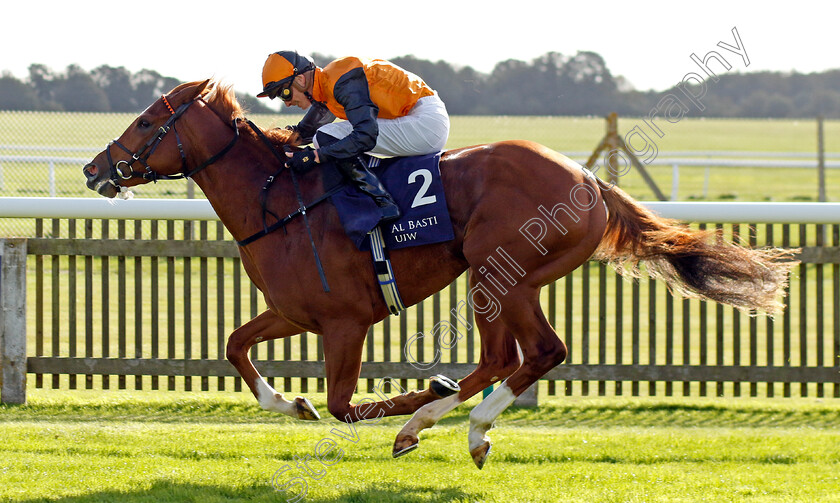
[{"xmin": 2, "ymin": 0, "xmax": 837, "ymax": 107}]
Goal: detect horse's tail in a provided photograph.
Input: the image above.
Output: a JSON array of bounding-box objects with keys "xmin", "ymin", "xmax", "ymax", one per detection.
[{"xmin": 593, "ymin": 180, "xmax": 798, "ymax": 314}]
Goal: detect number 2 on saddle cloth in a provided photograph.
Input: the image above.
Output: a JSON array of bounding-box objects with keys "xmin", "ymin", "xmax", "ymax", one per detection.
[{"xmin": 326, "ymin": 153, "xmax": 454, "ymax": 251}]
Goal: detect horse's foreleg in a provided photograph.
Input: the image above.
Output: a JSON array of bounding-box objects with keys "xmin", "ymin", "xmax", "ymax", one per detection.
[
  {"xmin": 321, "ymin": 324, "xmax": 458, "ymax": 423},
  {"xmin": 226, "ymin": 310, "xmax": 319, "ymax": 420}
]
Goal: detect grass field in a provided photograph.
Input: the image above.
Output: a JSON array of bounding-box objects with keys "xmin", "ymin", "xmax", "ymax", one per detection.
[
  {"xmin": 2, "ymin": 113, "xmax": 840, "ymax": 239},
  {"xmin": 1, "ymin": 390, "xmax": 839, "ymax": 503},
  {"xmin": 1, "ymin": 113, "xmax": 839, "ymax": 202},
  {"xmin": 3, "ymin": 112, "xmax": 840, "ymax": 502}
]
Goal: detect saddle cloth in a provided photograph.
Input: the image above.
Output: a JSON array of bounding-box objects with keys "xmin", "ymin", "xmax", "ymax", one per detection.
[{"xmin": 327, "ymin": 153, "xmax": 455, "ymax": 251}]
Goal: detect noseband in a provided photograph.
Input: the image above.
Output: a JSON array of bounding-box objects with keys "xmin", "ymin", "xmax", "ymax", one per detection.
[{"xmin": 105, "ymin": 95, "xmax": 240, "ymax": 186}]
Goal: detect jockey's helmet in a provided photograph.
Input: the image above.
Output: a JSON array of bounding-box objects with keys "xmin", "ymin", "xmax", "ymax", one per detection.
[{"xmin": 257, "ymin": 51, "xmax": 316, "ymax": 100}]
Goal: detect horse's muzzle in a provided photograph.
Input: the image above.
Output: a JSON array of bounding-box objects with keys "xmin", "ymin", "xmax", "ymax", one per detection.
[
  {"xmin": 83, "ymin": 162, "xmax": 99, "ymax": 179},
  {"xmin": 83, "ymin": 162, "xmax": 119, "ymax": 197}
]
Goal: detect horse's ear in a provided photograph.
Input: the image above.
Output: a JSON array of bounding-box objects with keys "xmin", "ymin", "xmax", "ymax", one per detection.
[
  {"xmin": 169, "ymin": 79, "xmax": 212, "ymax": 105},
  {"xmin": 187, "ymin": 79, "xmax": 212, "ymax": 100}
]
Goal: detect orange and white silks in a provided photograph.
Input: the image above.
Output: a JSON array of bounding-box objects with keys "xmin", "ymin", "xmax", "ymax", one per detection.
[{"xmin": 312, "ymin": 57, "xmax": 435, "ymax": 120}]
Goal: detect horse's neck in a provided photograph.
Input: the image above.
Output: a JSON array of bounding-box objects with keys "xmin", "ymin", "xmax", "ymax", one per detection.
[
  {"xmin": 181, "ymin": 109, "xmax": 312, "ymax": 241},
  {"xmin": 189, "ymin": 140, "xmax": 305, "ymax": 243}
]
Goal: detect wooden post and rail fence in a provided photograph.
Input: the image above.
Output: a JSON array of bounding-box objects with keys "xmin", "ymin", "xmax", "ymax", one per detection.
[
  {"xmin": 2, "ymin": 199, "xmax": 839, "ymax": 406},
  {"xmin": 1, "ymin": 114, "xmax": 839, "ymax": 405}
]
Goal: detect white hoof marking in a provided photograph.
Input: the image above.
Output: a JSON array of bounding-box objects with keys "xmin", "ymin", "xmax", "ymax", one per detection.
[
  {"xmin": 468, "ymin": 382, "xmax": 516, "ymax": 451},
  {"xmin": 255, "ymin": 377, "xmax": 296, "ymax": 417}
]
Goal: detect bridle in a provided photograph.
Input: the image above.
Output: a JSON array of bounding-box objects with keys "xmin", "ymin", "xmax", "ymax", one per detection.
[
  {"xmin": 101, "ymin": 91, "xmax": 333, "ymax": 292},
  {"xmin": 105, "ymin": 94, "xmax": 240, "ymax": 186}
]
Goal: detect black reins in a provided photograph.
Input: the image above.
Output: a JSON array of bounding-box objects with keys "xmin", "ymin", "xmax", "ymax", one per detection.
[
  {"xmin": 242, "ymin": 120, "xmax": 333, "ymax": 292},
  {"xmin": 235, "ymin": 180, "xmax": 344, "ymax": 247},
  {"xmin": 103, "ymin": 92, "xmax": 336, "ymax": 292},
  {"xmin": 105, "ymin": 95, "xmax": 239, "ymax": 185}
]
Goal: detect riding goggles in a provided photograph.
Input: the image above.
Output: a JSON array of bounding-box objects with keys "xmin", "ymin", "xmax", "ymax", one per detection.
[{"xmin": 262, "ymin": 76, "xmax": 296, "ymax": 101}]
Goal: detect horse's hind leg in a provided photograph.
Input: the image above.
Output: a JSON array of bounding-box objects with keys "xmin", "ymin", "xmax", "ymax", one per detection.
[
  {"xmin": 226, "ymin": 310, "xmax": 319, "ymax": 420},
  {"xmin": 467, "ymin": 290, "xmax": 567, "ymax": 468},
  {"xmin": 393, "ymin": 271, "xmax": 522, "ymax": 457}
]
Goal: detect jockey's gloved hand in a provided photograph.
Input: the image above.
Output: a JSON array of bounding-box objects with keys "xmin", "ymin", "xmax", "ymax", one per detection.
[{"xmin": 286, "ymin": 147, "xmax": 319, "ymax": 172}]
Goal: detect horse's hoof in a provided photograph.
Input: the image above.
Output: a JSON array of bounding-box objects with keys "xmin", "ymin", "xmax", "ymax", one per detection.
[
  {"xmin": 430, "ymin": 374, "xmax": 460, "ymax": 398},
  {"xmin": 294, "ymin": 397, "xmax": 320, "ymax": 421},
  {"xmin": 392, "ymin": 434, "xmax": 419, "ymax": 458},
  {"xmin": 470, "ymin": 441, "xmax": 492, "ymax": 470},
  {"xmin": 392, "ymin": 443, "xmax": 419, "ymax": 458}
]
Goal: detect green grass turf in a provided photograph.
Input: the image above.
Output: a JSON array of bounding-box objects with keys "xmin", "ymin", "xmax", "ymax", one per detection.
[
  {"xmin": 1, "ymin": 390, "xmax": 839, "ymax": 502},
  {"xmin": 2, "ymin": 113, "xmax": 838, "ymax": 198},
  {"xmin": 2, "ymin": 113, "xmax": 839, "ymax": 236}
]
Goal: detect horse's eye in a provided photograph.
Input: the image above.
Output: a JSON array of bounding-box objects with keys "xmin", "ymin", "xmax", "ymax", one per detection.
[{"xmin": 138, "ymin": 119, "xmax": 151, "ymax": 129}]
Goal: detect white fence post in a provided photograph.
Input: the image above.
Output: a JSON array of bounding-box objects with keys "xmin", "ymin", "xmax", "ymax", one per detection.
[
  {"xmin": 671, "ymin": 164, "xmax": 679, "ymax": 201},
  {"xmin": 0, "ymin": 238, "xmax": 27, "ymax": 405},
  {"xmin": 48, "ymin": 160, "xmax": 56, "ymax": 197},
  {"xmin": 818, "ymin": 115, "xmax": 826, "ymax": 202}
]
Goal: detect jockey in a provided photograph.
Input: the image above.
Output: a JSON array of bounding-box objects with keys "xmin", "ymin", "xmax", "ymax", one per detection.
[{"xmin": 257, "ymin": 51, "xmax": 450, "ymax": 223}]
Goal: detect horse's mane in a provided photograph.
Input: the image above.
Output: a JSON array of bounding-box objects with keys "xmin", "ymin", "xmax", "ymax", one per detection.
[{"xmin": 191, "ymin": 79, "xmax": 302, "ymax": 147}]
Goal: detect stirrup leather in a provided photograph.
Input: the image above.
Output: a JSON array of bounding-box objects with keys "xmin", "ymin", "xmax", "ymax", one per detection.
[{"xmin": 369, "ymin": 226, "xmax": 405, "ymax": 315}]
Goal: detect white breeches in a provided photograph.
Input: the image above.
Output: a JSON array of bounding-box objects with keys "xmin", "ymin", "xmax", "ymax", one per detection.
[{"xmin": 315, "ymin": 93, "xmax": 450, "ymax": 157}]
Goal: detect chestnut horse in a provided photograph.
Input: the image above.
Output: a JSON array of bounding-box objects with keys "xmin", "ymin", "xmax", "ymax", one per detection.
[{"xmin": 83, "ymin": 80, "xmax": 794, "ymax": 468}]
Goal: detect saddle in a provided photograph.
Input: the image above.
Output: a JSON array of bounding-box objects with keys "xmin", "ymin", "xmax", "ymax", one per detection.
[
  {"xmin": 324, "ymin": 153, "xmax": 454, "ymax": 251},
  {"xmin": 325, "ymin": 153, "xmax": 455, "ymax": 314},
  {"xmin": 239, "ymin": 122, "xmax": 454, "ymax": 314}
]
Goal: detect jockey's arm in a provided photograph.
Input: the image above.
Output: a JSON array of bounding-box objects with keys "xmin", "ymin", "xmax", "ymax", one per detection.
[
  {"xmin": 315, "ymin": 68, "xmax": 379, "ymax": 163},
  {"xmin": 291, "ymin": 102, "xmax": 336, "ymax": 145}
]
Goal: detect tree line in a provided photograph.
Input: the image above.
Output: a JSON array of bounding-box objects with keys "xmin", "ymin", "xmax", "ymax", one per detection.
[
  {"xmin": 0, "ymin": 64, "xmax": 268, "ymax": 114},
  {"xmin": 2, "ymin": 53, "xmax": 839, "ymax": 118}
]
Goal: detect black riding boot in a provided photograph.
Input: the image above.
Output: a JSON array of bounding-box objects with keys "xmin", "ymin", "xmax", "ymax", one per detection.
[{"xmin": 337, "ymin": 157, "xmax": 401, "ymax": 223}]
